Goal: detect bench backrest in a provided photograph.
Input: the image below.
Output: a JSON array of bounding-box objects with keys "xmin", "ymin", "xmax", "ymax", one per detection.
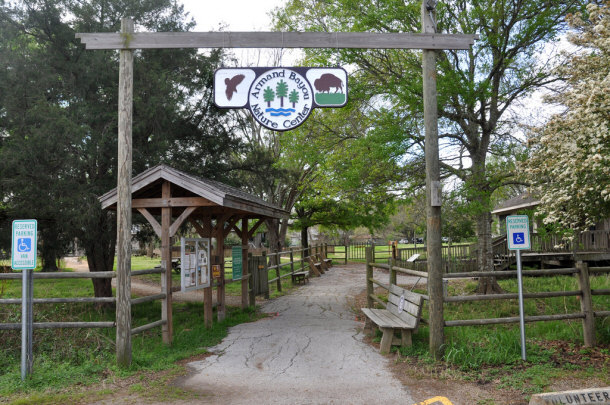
[{"xmin": 386, "ymin": 284, "xmax": 423, "ymax": 329}]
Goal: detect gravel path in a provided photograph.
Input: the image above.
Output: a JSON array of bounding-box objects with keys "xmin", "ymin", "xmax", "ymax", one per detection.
[{"xmin": 179, "ymin": 264, "xmax": 416, "ymax": 404}]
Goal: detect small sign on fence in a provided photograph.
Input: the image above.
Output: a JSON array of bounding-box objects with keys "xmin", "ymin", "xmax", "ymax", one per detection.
[{"xmin": 232, "ymin": 246, "xmax": 243, "ymax": 280}]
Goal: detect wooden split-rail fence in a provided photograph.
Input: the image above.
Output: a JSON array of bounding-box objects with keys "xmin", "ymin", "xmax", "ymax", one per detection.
[
  {"xmin": 0, "ymin": 244, "xmax": 336, "ymax": 333},
  {"xmin": 364, "ymin": 246, "xmax": 610, "ymax": 347}
]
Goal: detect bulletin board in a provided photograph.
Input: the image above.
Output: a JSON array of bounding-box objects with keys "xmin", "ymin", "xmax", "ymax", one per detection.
[{"xmin": 180, "ymin": 237, "xmax": 211, "ymax": 292}]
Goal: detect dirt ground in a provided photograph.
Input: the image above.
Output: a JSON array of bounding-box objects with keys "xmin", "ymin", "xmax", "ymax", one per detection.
[{"xmin": 60, "ymin": 260, "xmax": 608, "ymax": 405}]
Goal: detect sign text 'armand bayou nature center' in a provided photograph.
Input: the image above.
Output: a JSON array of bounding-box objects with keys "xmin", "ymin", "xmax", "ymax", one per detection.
[{"xmin": 214, "ymin": 67, "xmax": 348, "ymax": 131}]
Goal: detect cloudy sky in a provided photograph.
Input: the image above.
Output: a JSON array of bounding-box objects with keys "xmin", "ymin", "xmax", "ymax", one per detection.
[{"xmin": 179, "ymin": 0, "xmax": 286, "ymax": 31}]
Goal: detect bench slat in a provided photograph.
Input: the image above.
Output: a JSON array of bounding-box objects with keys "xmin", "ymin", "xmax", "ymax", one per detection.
[
  {"xmin": 387, "ymin": 293, "xmax": 421, "ymax": 317},
  {"xmin": 362, "ymin": 308, "xmax": 416, "ymax": 329}
]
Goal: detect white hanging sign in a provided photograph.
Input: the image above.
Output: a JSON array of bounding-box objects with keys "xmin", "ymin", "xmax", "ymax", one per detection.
[{"xmin": 214, "ymin": 67, "xmax": 348, "ymax": 131}]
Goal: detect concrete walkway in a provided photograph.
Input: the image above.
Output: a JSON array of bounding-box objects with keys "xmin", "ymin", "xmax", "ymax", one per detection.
[{"xmin": 180, "ymin": 265, "xmax": 415, "ymax": 404}]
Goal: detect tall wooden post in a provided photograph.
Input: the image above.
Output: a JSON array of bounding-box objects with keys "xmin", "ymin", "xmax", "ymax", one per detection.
[
  {"xmin": 202, "ymin": 216, "xmax": 213, "ymax": 328},
  {"xmin": 422, "ymin": 0, "xmax": 444, "ymax": 360},
  {"xmin": 241, "ymin": 218, "xmax": 249, "ymax": 309},
  {"xmin": 365, "ymin": 247, "xmax": 373, "ymax": 309},
  {"xmin": 161, "ymin": 181, "xmax": 173, "ymax": 344},
  {"xmin": 216, "ymin": 219, "xmax": 226, "ymax": 322},
  {"xmin": 115, "ymin": 18, "xmax": 134, "ymax": 367}
]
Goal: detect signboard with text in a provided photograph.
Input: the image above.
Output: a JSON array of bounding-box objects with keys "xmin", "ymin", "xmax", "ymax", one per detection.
[
  {"xmin": 506, "ymin": 215, "xmax": 531, "ymax": 250},
  {"xmin": 11, "ymin": 219, "xmax": 37, "ymax": 270},
  {"xmin": 180, "ymin": 237, "xmax": 210, "ymax": 292},
  {"xmin": 232, "ymin": 246, "xmax": 243, "ymax": 281},
  {"xmin": 214, "ymin": 67, "xmax": 348, "ymax": 131}
]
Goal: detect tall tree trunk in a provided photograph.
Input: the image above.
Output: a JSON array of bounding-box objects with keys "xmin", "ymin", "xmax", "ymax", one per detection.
[
  {"xmin": 301, "ymin": 226, "xmax": 309, "ymax": 249},
  {"xmin": 40, "ymin": 222, "xmax": 60, "ymax": 272},
  {"xmin": 476, "ymin": 211, "xmax": 503, "ymax": 294},
  {"xmin": 265, "ymin": 218, "xmax": 282, "ymax": 251},
  {"xmin": 82, "ymin": 209, "xmax": 116, "ymax": 306}
]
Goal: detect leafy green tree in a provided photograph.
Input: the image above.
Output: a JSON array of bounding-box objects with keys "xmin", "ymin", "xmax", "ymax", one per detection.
[
  {"xmin": 264, "ymin": 86, "xmax": 275, "ymax": 107},
  {"xmin": 275, "ymin": 80, "xmax": 288, "ymax": 107},
  {"xmin": 275, "ymin": 0, "xmax": 582, "ymax": 293},
  {"xmin": 0, "ymin": 0, "xmax": 235, "ymax": 294}
]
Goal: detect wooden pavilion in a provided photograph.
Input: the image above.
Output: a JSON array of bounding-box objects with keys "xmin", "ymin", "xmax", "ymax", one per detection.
[{"xmin": 99, "ymin": 164, "xmax": 288, "ymax": 343}]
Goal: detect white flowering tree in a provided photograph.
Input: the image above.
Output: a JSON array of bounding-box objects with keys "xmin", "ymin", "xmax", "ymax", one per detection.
[{"xmin": 526, "ymin": 3, "xmax": 610, "ymax": 233}]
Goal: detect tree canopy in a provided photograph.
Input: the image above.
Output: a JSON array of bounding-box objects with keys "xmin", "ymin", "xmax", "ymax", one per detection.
[
  {"xmin": 0, "ymin": 0, "xmax": 237, "ymax": 284},
  {"xmin": 274, "ymin": 0, "xmax": 583, "ymax": 286},
  {"xmin": 525, "ymin": 2, "xmax": 610, "ymax": 233}
]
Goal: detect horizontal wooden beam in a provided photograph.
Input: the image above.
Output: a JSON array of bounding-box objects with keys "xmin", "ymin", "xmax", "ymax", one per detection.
[
  {"xmin": 76, "ymin": 31, "xmax": 478, "ymax": 50},
  {"xmin": 132, "ymin": 197, "xmax": 214, "ymax": 208}
]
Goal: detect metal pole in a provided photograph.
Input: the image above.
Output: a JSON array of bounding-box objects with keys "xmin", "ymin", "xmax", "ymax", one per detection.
[
  {"xmin": 516, "ymin": 249, "xmax": 526, "ymax": 361},
  {"xmin": 21, "ymin": 269, "xmax": 27, "ymax": 380},
  {"xmin": 21, "ymin": 268, "xmax": 33, "ymax": 380}
]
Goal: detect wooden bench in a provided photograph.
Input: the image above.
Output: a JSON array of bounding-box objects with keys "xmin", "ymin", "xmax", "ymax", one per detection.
[
  {"xmin": 291, "ymin": 271, "xmax": 309, "ymax": 285},
  {"xmin": 361, "ymin": 284, "xmax": 424, "ymax": 353},
  {"xmin": 319, "ymin": 252, "xmax": 332, "ymax": 268},
  {"xmin": 307, "ymin": 256, "xmax": 324, "ymax": 276}
]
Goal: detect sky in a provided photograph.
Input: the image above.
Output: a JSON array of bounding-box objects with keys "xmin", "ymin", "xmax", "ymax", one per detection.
[
  {"xmin": 179, "ymin": 0, "xmax": 286, "ymax": 31},
  {"xmin": 178, "ymin": 0, "xmax": 298, "ymax": 65}
]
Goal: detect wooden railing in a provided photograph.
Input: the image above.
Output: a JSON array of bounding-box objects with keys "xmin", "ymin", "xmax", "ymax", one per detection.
[
  {"xmin": 0, "ymin": 267, "xmax": 167, "ymax": 335},
  {"xmin": 366, "ymin": 244, "xmax": 609, "ymax": 347}
]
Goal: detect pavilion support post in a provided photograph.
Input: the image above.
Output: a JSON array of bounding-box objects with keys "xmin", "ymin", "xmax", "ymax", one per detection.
[
  {"xmin": 161, "ymin": 181, "xmax": 173, "ymax": 344},
  {"xmin": 216, "ymin": 218, "xmax": 226, "ymax": 322},
  {"xmin": 202, "ymin": 216, "xmax": 213, "ymax": 328},
  {"xmin": 241, "ymin": 218, "xmax": 249, "ymax": 309},
  {"xmin": 422, "ymin": 0, "xmax": 444, "ymax": 360},
  {"xmin": 116, "ymin": 17, "xmax": 134, "ymax": 367}
]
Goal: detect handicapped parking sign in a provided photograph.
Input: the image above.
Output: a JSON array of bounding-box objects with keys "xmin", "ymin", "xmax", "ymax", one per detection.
[
  {"xmin": 17, "ymin": 238, "xmax": 32, "ymax": 252},
  {"xmin": 12, "ymin": 219, "xmax": 37, "ymax": 270},
  {"xmin": 506, "ymin": 215, "xmax": 530, "ymax": 250}
]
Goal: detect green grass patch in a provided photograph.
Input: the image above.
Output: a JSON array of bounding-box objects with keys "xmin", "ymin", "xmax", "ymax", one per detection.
[
  {"xmin": 0, "ymin": 283, "xmax": 262, "ymax": 402},
  {"xmin": 393, "ymin": 274, "xmax": 610, "ymax": 397}
]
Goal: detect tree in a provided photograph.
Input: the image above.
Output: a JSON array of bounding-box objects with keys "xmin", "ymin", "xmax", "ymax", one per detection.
[
  {"xmin": 264, "ymin": 86, "xmax": 275, "ymax": 107},
  {"xmin": 289, "ymin": 89, "xmax": 299, "ymax": 108},
  {"xmin": 526, "ymin": 2, "xmax": 610, "ymax": 234},
  {"xmin": 274, "ymin": 0, "xmax": 582, "ymax": 293},
  {"xmin": 0, "ymin": 0, "xmax": 235, "ymax": 295},
  {"xmin": 275, "ymin": 79, "xmax": 289, "ymax": 107}
]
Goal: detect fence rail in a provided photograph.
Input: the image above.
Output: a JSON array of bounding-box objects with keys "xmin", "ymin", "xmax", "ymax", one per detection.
[{"xmin": 365, "ymin": 244, "xmax": 609, "ymax": 348}]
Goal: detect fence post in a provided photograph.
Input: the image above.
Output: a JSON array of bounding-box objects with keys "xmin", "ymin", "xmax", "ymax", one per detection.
[
  {"xmin": 390, "ymin": 257, "xmax": 397, "ymax": 286},
  {"xmin": 576, "ymin": 261, "xmax": 596, "ymax": 347},
  {"xmin": 365, "ymin": 247, "xmax": 373, "ymax": 309},
  {"xmin": 262, "ymin": 251, "xmax": 270, "ymax": 299},
  {"xmin": 371, "ymin": 240, "xmax": 376, "ymax": 263},
  {"xmin": 275, "ymin": 250, "xmax": 282, "ymax": 292},
  {"xmin": 290, "ymin": 248, "xmax": 295, "ymax": 275},
  {"xmin": 248, "ymin": 253, "xmax": 255, "ymax": 306},
  {"xmin": 345, "ymin": 242, "xmax": 348, "ymax": 264}
]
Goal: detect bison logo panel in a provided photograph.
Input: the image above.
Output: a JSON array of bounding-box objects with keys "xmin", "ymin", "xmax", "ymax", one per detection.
[
  {"xmin": 214, "ymin": 67, "xmax": 348, "ymax": 131},
  {"xmin": 306, "ymin": 68, "xmax": 348, "ymax": 107}
]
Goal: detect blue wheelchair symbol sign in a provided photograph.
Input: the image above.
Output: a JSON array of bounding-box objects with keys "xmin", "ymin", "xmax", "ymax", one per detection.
[
  {"xmin": 17, "ymin": 238, "xmax": 32, "ymax": 252},
  {"xmin": 513, "ymin": 233, "xmax": 525, "ymax": 245}
]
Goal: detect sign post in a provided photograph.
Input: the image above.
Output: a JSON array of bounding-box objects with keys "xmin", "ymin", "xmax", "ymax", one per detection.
[
  {"xmin": 12, "ymin": 219, "xmax": 37, "ymax": 380},
  {"xmin": 506, "ymin": 215, "xmax": 530, "ymax": 361}
]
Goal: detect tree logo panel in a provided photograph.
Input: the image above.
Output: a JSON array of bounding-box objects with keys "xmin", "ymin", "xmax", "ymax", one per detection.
[
  {"xmin": 214, "ymin": 67, "xmax": 348, "ymax": 131},
  {"xmin": 249, "ymin": 68, "xmax": 313, "ymax": 131}
]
